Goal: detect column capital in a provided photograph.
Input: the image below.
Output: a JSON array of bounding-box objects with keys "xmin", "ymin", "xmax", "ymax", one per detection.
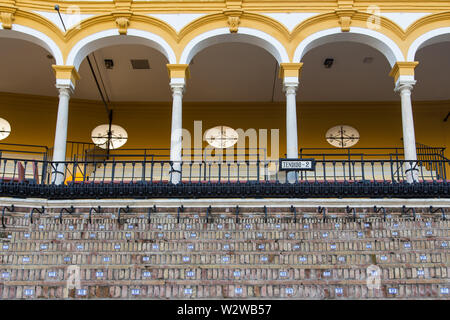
[
  {"xmin": 279, "ymin": 63, "xmax": 303, "ymax": 80},
  {"xmin": 167, "ymin": 64, "xmax": 190, "ymax": 80},
  {"xmin": 280, "ymin": 63, "xmax": 302, "ymax": 93},
  {"xmin": 395, "ymin": 80, "xmax": 416, "ymax": 93},
  {"xmin": 283, "ymin": 83, "xmax": 298, "ymax": 95},
  {"xmin": 389, "ymin": 61, "xmax": 419, "ymax": 87},
  {"xmin": 55, "ymin": 84, "xmax": 74, "ymax": 97},
  {"xmin": 170, "ymin": 78, "xmax": 186, "ymax": 96},
  {"xmin": 52, "ymin": 65, "xmax": 80, "ymax": 92}
]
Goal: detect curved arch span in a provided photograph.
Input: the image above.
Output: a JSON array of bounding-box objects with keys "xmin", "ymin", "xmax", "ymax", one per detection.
[
  {"xmin": 66, "ymin": 28, "xmax": 177, "ymax": 70},
  {"xmin": 0, "ymin": 24, "xmax": 64, "ymax": 65},
  {"xmin": 293, "ymin": 27, "xmax": 404, "ymax": 67},
  {"xmin": 407, "ymin": 27, "xmax": 450, "ymax": 61},
  {"xmin": 179, "ymin": 27, "xmax": 290, "ymax": 65}
]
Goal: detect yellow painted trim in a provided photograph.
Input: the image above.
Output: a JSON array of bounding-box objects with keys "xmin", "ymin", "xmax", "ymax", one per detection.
[
  {"xmin": 52, "ymin": 65, "xmax": 81, "ymax": 83},
  {"xmin": 0, "ymin": 1, "xmax": 449, "ymax": 68},
  {"xmin": 167, "ymin": 64, "xmax": 190, "ymax": 79},
  {"xmin": 10, "ymin": 1, "xmax": 450, "ymax": 14},
  {"xmin": 389, "ymin": 62, "xmax": 419, "ymax": 82},
  {"xmin": 279, "ymin": 63, "xmax": 303, "ymax": 79}
]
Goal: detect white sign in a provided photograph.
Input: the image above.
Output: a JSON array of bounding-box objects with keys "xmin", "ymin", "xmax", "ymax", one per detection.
[{"xmin": 279, "ymin": 158, "xmax": 315, "ymax": 171}]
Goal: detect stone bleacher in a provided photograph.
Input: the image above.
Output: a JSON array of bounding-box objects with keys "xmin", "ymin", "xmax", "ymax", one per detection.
[{"xmin": 0, "ymin": 206, "xmax": 448, "ymax": 299}]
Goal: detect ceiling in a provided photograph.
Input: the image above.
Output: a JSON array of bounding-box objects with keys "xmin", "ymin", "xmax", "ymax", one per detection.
[{"xmin": 1, "ymin": 37, "xmax": 450, "ymax": 102}]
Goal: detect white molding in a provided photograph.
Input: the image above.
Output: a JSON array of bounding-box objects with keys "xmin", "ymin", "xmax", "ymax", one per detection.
[
  {"xmin": 283, "ymin": 76, "xmax": 299, "ymax": 86},
  {"xmin": 261, "ymin": 12, "xmax": 320, "ymax": 32},
  {"xmin": 293, "ymin": 27, "xmax": 404, "ymax": 67},
  {"xmin": 148, "ymin": 13, "xmax": 206, "ymax": 33},
  {"xmin": 170, "ymin": 78, "xmax": 186, "ymax": 86},
  {"xmin": 0, "ymin": 197, "xmax": 449, "ymax": 208},
  {"xmin": 407, "ymin": 27, "xmax": 450, "ymax": 61},
  {"xmin": 66, "ymin": 28, "xmax": 177, "ymax": 70},
  {"xmin": 380, "ymin": 12, "xmax": 431, "ymax": 31},
  {"xmin": 0, "ymin": 24, "xmax": 64, "ymax": 65},
  {"xmin": 55, "ymin": 78, "xmax": 76, "ymax": 91},
  {"xmin": 395, "ymin": 75, "xmax": 416, "ymax": 87},
  {"xmin": 179, "ymin": 27, "xmax": 290, "ymax": 64}
]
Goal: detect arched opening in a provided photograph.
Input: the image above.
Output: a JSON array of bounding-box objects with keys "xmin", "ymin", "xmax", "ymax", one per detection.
[
  {"xmin": 67, "ymin": 42, "xmax": 174, "ymax": 161},
  {"xmin": 67, "ymin": 29, "xmax": 176, "ymax": 71},
  {"xmin": 411, "ymin": 40, "xmax": 450, "ymax": 161},
  {"xmin": 180, "ymin": 28, "xmax": 289, "ymax": 65},
  {"xmin": 180, "ymin": 35, "xmax": 287, "ymax": 171},
  {"xmin": 293, "ymin": 29, "xmax": 406, "ymax": 161},
  {"xmin": 294, "ymin": 27, "xmax": 404, "ymax": 67},
  {"xmin": 0, "ymin": 26, "xmax": 64, "ymax": 65},
  {"xmin": 298, "ymin": 41, "xmax": 399, "ymax": 155},
  {"xmin": 0, "ymin": 37, "xmax": 59, "ymax": 160}
]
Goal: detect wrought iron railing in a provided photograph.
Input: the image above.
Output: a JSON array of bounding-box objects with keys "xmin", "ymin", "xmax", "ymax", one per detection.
[
  {"xmin": 0, "ymin": 157, "xmax": 448, "ymax": 185},
  {"xmin": 416, "ymin": 143, "xmax": 448, "ymax": 178},
  {"xmin": 66, "ymin": 141, "xmax": 268, "ymax": 162},
  {"xmin": 0, "ymin": 142, "xmax": 49, "ymax": 161},
  {"xmin": 299, "ymin": 144, "xmax": 448, "ymax": 181}
]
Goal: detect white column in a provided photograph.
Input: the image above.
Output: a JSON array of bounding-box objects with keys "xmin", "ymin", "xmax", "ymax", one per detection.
[
  {"xmin": 284, "ymin": 78, "xmax": 299, "ymax": 183},
  {"xmin": 52, "ymin": 85, "xmax": 72, "ymax": 184},
  {"xmin": 395, "ymin": 81, "xmax": 418, "ymax": 183},
  {"xmin": 169, "ymin": 79, "xmax": 185, "ymax": 184}
]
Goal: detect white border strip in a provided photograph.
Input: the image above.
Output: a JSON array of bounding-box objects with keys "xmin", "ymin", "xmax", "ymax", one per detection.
[{"xmin": 1, "ymin": 197, "xmax": 449, "ymax": 208}]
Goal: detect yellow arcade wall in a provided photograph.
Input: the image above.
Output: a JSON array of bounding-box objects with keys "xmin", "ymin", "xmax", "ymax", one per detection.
[{"xmin": 0, "ymin": 92, "xmax": 448, "ymax": 160}]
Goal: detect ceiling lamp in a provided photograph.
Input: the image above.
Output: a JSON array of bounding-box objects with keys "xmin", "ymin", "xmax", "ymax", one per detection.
[
  {"xmin": 0, "ymin": 118, "xmax": 11, "ymax": 141},
  {"xmin": 326, "ymin": 125, "xmax": 360, "ymax": 148},
  {"xmin": 91, "ymin": 124, "xmax": 128, "ymax": 150},
  {"xmin": 205, "ymin": 126, "xmax": 239, "ymax": 149}
]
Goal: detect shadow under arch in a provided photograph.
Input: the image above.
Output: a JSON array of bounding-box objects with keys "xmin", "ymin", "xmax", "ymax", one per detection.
[
  {"xmin": 294, "ymin": 27, "xmax": 405, "ymax": 67},
  {"xmin": 179, "ymin": 27, "xmax": 290, "ymax": 65},
  {"xmin": 0, "ymin": 24, "xmax": 64, "ymax": 65},
  {"xmin": 407, "ymin": 27, "xmax": 450, "ymax": 61},
  {"xmin": 66, "ymin": 28, "xmax": 177, "ymax": 70}
]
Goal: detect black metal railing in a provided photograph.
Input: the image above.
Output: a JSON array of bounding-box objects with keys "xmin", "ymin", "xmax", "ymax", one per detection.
[
  {"xmin": 0, "ymin": 142, "xmax": 49, "ymax": 161},
  {"xmin": 416, "ymin": 143, "xmax": 448, "ymax": 178},
  {"xmin": 299, "ymin": 144, "xmax": 448, "ymax": 181},
  {"xmin": 67, "ymin": 141, "xmax": 268, "ymax": 163},
  {"xmin": 0, "ymin": 156, "xmax": 448, "ymax": 199}
]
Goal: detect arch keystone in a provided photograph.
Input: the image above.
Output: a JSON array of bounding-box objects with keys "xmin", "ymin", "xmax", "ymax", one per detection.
[
  {"xmin": 113, "ymin": 0, "xmax": 132, "ymax": 35},
  {"xmin": 223, "ymin": 10, "xmax": 243, "ymax": 33},
  {"xmin": 0, "ymin": 6, "xmax": 16, "ymax": 30},
  {"xmin": 335, "ymin": 9, "xmax": 357, "ymax": 32},
  {"xmin": 223, "ymin": 0, "xmax": 243, "ymax": 33},
  {"xmin": 115, "ymin": 17, "xmax": 130, "ymax": 35}
]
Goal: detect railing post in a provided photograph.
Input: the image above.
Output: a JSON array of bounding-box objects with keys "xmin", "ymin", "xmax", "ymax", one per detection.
[{"xmin": 257, "ymin": 154, "xmax": 260, "ymax": 182}]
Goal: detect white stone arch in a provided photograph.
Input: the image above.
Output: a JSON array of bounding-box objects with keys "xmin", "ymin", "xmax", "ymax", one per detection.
[
  {"xmin": 293, "ymin": 27, "xmax": 404, "ymax": 67},
  {"xmin": 0, "ymin": 24, "xmax": 64, "ymax": 65},
  {"xmin": 66, "ymin": 28, "xmax": 177, "ymax": 70},
  {"xmin": 179, "ymin": 27, "xmax": 290, "ymax": 65},
  {"xmin": 407, "ymin": 27, "xmax": 450, "ymax": 61}
]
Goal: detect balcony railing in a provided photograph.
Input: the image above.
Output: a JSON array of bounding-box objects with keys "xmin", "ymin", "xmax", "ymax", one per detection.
[{"xmin": 0, "ymin": 157, "xmax": 448, "ymax": 199}]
